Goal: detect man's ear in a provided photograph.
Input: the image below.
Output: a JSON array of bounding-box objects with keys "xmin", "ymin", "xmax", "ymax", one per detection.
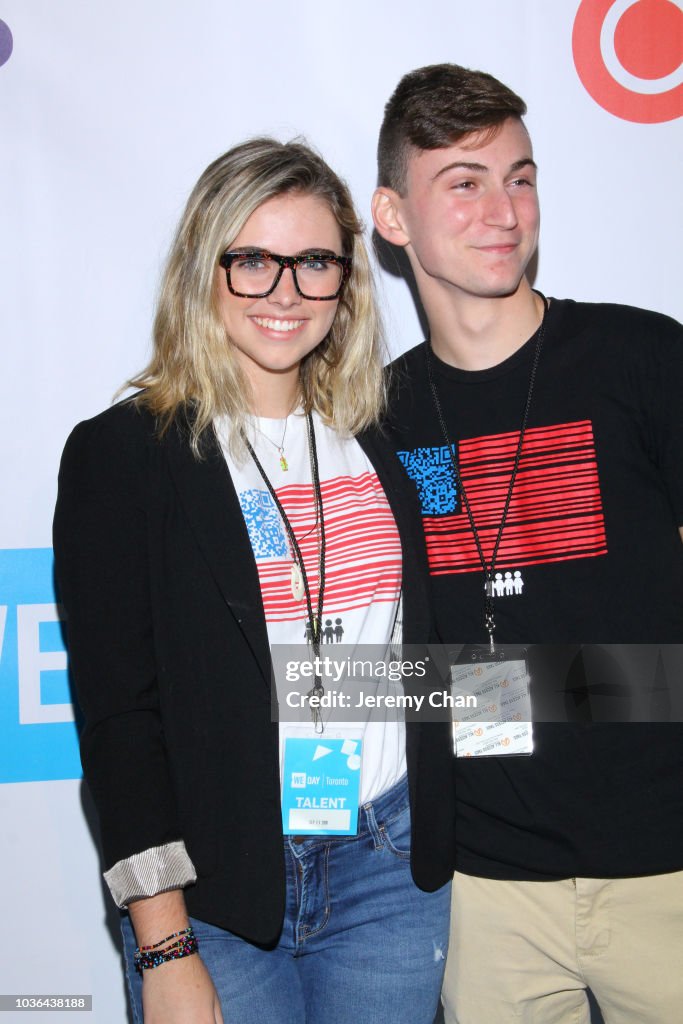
[{"xmin": 371, "ymin": 187, "xmax": 410, "ymax": 247}]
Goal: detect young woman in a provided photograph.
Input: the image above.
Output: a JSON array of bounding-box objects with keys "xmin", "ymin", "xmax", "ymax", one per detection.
[{"xmin": 54, "ymin": 138, "xmax": 454, "ymax": 1024}]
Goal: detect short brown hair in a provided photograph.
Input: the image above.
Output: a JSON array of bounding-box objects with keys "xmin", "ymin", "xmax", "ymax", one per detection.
[{"xmin": 377, "ymin": 63, "xmax": 527, "ymax": 194}]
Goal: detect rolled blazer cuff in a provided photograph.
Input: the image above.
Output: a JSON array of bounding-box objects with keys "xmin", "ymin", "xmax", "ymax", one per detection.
[{"xmin": 104, "ymin": 840, "xmax": 197, "ymax": 908}]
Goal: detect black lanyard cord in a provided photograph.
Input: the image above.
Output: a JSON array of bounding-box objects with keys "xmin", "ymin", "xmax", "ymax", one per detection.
[
  {"xmin": 425, "ymin": 295, "xmax": 548, "ymax": 650},
  {"xmin": 242, "ymin": 412, "xmax": 327, "ymax": 726}
]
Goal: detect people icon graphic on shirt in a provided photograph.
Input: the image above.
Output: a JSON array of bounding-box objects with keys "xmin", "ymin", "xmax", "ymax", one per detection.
[
  {"xmin": 487, "ymin": 570, "xmax": 524, "ymax": 598},
  {"xmin": 305, "ymin": 617, "xmax": 345, "ymax": 641}
]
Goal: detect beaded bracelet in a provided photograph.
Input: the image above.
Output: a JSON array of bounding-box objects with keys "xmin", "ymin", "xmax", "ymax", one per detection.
[
  {"xmin": 136, "ymin": 926, "xmax": 194, "ymax": 953},
  {"xmin": 134, "ymin": 935, "xmax": 198, "ymax": 973},
  {"xmin": 134, "ymin": 926, "xmax": 199, "ymax": 973}
]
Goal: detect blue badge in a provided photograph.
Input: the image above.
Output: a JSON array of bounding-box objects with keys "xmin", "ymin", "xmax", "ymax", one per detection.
[{"xmin": 282, "ymin": 735, "xmax": 362, "ymax": 835}]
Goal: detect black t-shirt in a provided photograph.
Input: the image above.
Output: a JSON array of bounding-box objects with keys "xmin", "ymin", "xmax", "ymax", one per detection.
[{"xmin": 388, "ymin": 298, "xmax": 683, "ymax": 879}]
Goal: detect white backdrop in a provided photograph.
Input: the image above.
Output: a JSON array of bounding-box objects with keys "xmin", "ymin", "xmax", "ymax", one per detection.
[{"xmin": 1, "ymin": 1, "xmax": 681, "ymax": 1019}]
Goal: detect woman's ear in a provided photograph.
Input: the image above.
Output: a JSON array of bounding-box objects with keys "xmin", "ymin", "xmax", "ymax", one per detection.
[{"xmin": 371, "ymin": 188, "xmax": 411, "ymax": 248}]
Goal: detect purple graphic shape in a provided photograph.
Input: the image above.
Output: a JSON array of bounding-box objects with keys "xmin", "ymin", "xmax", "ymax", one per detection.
[
  {"xmin": 0, "ymin": 21, "xmax": 13, "ymax": 67},
  {"xmin": 0, "ymin": 21, "xmax": 12, "ymax": 67}
]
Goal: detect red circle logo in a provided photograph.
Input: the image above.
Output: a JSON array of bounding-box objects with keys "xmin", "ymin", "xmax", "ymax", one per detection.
[{"xmin": 573, "ymin": 0, "xmax": 683, "ymax": 122}]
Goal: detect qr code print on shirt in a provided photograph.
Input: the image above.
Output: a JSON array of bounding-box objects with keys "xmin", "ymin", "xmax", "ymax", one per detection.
[
  {"xmin": 239, "ymin": 488, "xmax": 288, "ymax": 559},
  {"xmin": 396, "ymin": 445, "xmax": 459, "ymax": 515}
]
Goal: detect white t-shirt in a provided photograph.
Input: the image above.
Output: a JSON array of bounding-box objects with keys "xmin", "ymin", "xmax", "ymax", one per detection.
[{"xmin": 217, "ymin": 410, "xmax": 406, "ymax": 804}]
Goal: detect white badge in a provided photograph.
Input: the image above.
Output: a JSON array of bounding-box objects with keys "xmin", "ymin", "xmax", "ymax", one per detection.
[{"xmin": 450, "ymin": 649, "xmax": 533, "ymax": 757}]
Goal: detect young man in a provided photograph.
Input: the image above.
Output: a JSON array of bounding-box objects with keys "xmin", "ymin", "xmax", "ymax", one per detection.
[{"xmin": 372, "ymin": 63, "xmax": 683, "ymax": 1024}]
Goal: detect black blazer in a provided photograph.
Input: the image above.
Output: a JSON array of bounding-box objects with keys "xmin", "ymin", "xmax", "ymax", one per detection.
[{"xmin": 53, "ymin": 400, "xmax": 455, "ymax": 943}]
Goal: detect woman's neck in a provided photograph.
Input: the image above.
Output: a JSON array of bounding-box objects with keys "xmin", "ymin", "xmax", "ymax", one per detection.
[{"xmin": 247, "ymin": 367, "xmax": 301, "ymax": 418}]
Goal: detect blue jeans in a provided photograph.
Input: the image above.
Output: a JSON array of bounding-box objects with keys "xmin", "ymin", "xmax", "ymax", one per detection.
[{"xmin": 122, "ymin": 775, "xmax": 451, "ymax": 1023}]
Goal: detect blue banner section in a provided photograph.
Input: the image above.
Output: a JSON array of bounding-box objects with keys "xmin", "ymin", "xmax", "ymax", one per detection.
[{"xmin": 0, "ymin": 548, "xmax": 81, "ymax": 783}]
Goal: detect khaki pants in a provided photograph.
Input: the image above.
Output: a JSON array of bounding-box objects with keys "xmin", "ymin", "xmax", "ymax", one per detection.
[{"xmin": 442, "ymin": 869, "xmax": 683, "ymax": 1024}]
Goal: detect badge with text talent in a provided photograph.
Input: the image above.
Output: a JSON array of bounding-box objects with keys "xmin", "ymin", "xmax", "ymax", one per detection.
[{"xmin": 282, "ymin": 735, "xmax": 362, "ymax": 836}]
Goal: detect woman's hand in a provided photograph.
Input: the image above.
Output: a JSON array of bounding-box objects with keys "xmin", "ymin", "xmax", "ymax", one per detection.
[
  {"xmin": 129, "ymin": 890, "xmax": 223, "ymax": 1022},
  {"xmin": 141, "ymin": 954, "xmax": 223, "ymax": 1024}
]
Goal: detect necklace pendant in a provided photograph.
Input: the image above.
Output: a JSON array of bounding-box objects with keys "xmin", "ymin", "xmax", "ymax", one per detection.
[
  {"xmin": 484, "ymin": 579, "xmax": 494, "ymax": 598},
  {"xmin": 278, "ymin": 448, "xmax": 288, "ymax": 471},
  {"xmin": 291, "ymin": 562, "xmax": 305, "ymax": 601}
]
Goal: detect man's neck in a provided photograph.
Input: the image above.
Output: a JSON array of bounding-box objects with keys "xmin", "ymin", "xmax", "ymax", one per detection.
[{"xmin": 428, "ymin": 284, "xmax": 545, "ymax": 371}]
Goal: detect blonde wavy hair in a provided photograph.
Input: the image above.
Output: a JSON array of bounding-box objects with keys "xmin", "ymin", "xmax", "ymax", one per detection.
[{"xmin": 128, "ymin": 137, "xmax": 386, "ymax": 456}]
